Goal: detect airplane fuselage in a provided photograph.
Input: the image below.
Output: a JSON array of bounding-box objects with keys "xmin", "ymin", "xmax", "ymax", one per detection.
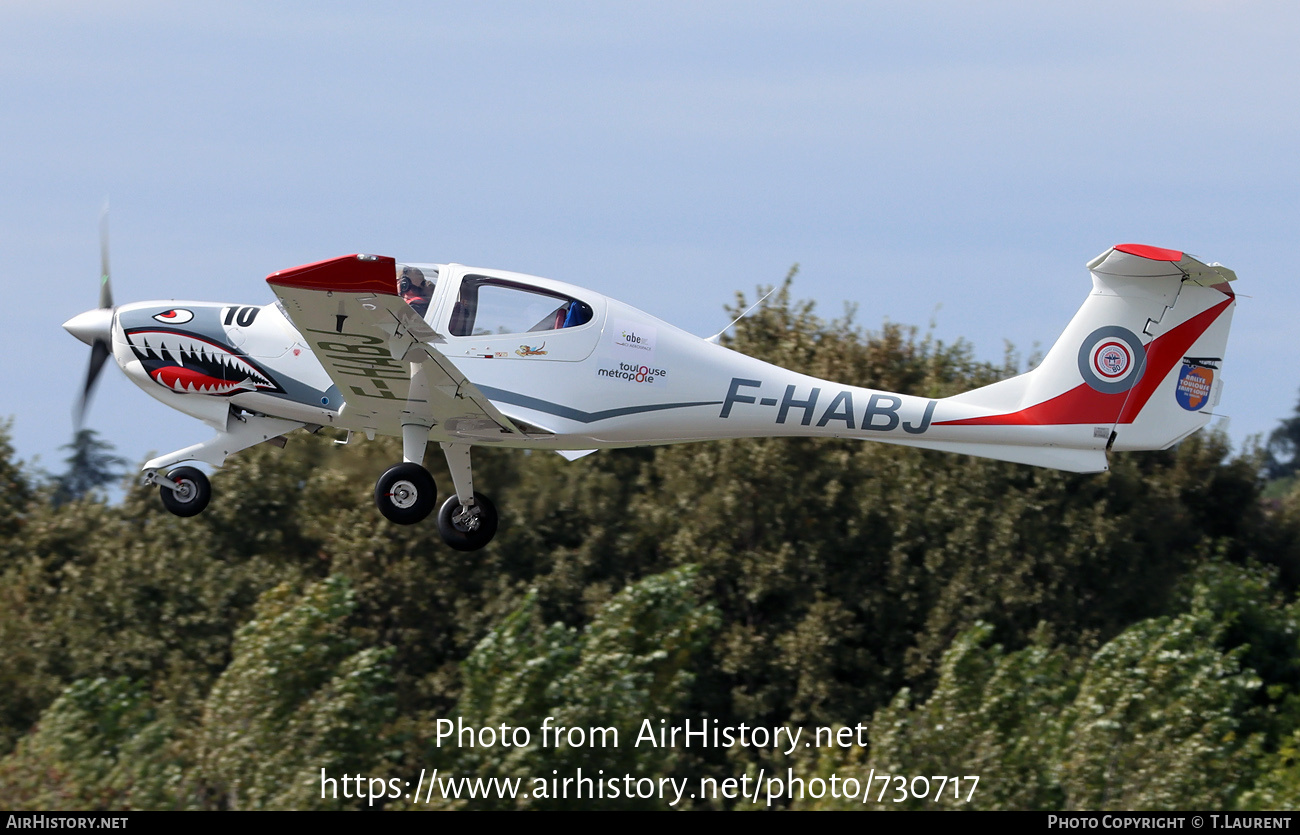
[{"xmin": 110, "ymin": 264, "xmax": 1101, "ymax": 467}]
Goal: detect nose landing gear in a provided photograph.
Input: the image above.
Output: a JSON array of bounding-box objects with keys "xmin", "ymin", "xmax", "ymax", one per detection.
[
  {"xmin": 151, "ymin": 466, "xmax": 212, "ymax": 518},
  {"xmin": 140, "ymin": 411, "xmax": 304, "ymax": 519}
]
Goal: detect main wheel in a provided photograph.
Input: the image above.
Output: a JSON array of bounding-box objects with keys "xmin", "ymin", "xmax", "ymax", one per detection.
[
  {"xmin": 159, "ymin": 466, "xmax": 211, "ymax": 517},
  {"xmin": 374, "ymin": 463, "xmax": 437, "ymax": 525},
  {"xmin": 437, "ymin": 492, "xmax": 498, "ymax": 551}
]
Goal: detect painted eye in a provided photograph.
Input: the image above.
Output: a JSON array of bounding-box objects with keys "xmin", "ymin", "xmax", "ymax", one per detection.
[{"xmin": 153, "ymin": 309, "xmax": 194, "ymax": 324}]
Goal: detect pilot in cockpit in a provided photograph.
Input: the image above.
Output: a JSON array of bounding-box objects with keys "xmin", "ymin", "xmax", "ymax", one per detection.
[{"xmin": 398, "ymin": 266, "xmax": 434, "ymax": 317}]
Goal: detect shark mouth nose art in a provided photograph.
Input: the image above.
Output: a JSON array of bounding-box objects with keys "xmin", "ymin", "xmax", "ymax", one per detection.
[{"xmin": 125, "ymin": 328, "xmax": 282, "ymax": 396}]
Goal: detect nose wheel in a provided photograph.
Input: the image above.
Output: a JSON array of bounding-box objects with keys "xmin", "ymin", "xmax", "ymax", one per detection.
[
  {"xmin": 437, "ymin": 492, "xmax": 498, "ymax": 551},
  {"xmin": 375, "ymin": 462, "xmax": 438, "ymax": 525},
  {"xmin": 156, "ymin": 466, "xmax": 211, "ymax": 518}
]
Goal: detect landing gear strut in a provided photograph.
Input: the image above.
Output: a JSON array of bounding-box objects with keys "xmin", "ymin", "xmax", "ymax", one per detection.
[
  {"xmin": 435, "ymin": 442, "xmax": 497, "ymax": 551},
  {"xmin": 141, "ymin": 409, "xmax": 302, "ymax": 519}
]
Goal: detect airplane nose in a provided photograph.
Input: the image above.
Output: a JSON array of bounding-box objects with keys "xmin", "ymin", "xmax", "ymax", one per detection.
[{"xmin": 62, "ymin": 308, "xmax": 114, "ymax": 346}]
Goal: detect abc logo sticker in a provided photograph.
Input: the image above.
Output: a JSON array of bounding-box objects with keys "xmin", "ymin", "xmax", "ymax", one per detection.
[{"xmin": 1077, "ymin": 327, "xmax": 1146, "ymax": 394}]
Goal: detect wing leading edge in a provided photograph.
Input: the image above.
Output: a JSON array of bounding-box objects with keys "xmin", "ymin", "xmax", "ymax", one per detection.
[{"xmin": 267, "ymin": 254, "xmax": 521, "ymax": 440}]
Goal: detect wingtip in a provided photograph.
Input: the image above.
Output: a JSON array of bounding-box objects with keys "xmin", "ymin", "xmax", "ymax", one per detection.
[{"xmin": 266, "ymin": 253, "xmax": 399, "ymax": 295}]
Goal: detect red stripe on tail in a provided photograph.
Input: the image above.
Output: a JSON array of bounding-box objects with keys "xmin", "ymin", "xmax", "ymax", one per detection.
[{"xmin": 934, "ymin": 297, "xmax": 1231, "ymax": 427}]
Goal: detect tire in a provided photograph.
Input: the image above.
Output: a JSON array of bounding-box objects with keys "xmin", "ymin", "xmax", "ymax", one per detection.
[
  {"xmin": 159, "ymin": 466, "xmax": 211, "ymax": 517},
  {"xmin": 437, "ymin": 492, "xmax": 498, "ymax": 551},
  {"xmin": 374, "ymin": 463, "xmax": 437, "ymax": 525}
]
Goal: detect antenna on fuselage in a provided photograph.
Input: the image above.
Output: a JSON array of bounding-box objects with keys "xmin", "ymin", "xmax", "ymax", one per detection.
[{"xmin": 706, "ymin": 285, "xmax": 778, "ymax": 345}]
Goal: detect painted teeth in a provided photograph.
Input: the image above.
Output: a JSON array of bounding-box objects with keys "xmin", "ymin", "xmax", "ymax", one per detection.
[{"xmin": 133, "ymin": 330, "xmax": 274, "ymax": 393}]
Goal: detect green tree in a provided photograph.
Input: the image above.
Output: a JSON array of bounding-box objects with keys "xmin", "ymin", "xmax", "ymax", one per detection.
[
  {"xmin": 1266, "ymin": 390, "xmax": 1300, "ymax": 480},
  {"xmin": 0, "ymin": 676, "xmax": 184, "ymax": 810},
  {"xmin": 51, "ymin": 429, "xmax": 126, "ymax": 506},
  {"xmin": 0, "ymin": 419, "xmax": 30, "ymax": 545},
  {"xmin": 431, "ymin": 566, "xmax": 718, "ymax": 809},
  {"xmin": 197, "ymin": 576, "xmax": 395, "ymax": 810},
  {"xmin": 802, "ymin": 564, "xmax": 1276, "ymax": 811},
  {"xmin": 1057, "ymin": 612, "xmax": 1263, "ymax": 809},
  {"xmin": 807, "ymin": 622, "xmax": 1076, "ymax": 810}
]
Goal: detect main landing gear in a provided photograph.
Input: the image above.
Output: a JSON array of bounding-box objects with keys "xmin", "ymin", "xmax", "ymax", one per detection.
[
  {"xmin": 437, "ymin": 492, "xmax": 498, "ymax": 552},
  {"xmin": 374, "ymin": 462, "xmax": 438, "ymax": 525},
  {"xmin": 372, "ymin": 429, "xmax": 498, "ymax": 551}
]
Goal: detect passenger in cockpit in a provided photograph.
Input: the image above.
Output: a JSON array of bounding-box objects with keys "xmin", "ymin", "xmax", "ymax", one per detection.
[{"xmin": 398, "ymin": 266, "xmax": 433, "ymax": 317}]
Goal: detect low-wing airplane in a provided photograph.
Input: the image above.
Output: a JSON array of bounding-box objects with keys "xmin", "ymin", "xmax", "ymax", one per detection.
[{"xmin": 63, "ymin": 242, "xmax": 1237, "ymax": 551}]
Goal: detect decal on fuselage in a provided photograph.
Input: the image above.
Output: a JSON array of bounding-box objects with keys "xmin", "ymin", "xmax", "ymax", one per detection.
[
  {"xmin": 611, "ymin": 319, "xmax": 655, "ymax": 356},
  {"xmin": 152, "ymin": 308, "xmax": 194, "ymax": 324},
  {"xmin": 125, "ymin": 327, "xmax": 283, "ymax": 396},
  {"xmin": 222, "ymin": 305, "xmax": 260, "ymax": 327},
  {"xmin": 719, "ymin": 377, "xmax": 936, "ymax": 434},
  {"xmin": 1175, "ymin": 359, "xmax": 1216, "ymax": 411},
  {"xmin": 596, "ymin": 361, "xmax": 668, "ymax": 385},
  {"xmin": 1077, "ymin": 326, "xmax": 1146, "ymax": 394}
]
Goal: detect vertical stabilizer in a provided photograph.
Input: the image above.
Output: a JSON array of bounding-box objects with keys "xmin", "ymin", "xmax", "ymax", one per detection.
[{"xmin": 935, "ymin": 244, "xmax": 1235, "ymax": 459}]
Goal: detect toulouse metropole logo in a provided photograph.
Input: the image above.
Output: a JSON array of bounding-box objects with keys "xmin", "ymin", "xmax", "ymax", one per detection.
[{"xmin": 1077, "ymin": 326, "xmax": 1146, "ymax": 394}]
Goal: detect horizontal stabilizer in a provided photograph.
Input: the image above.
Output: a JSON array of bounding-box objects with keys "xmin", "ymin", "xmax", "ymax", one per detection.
[{"xmin": 902, "ymin": 438, "xmax": 1109, "ymax": 473}]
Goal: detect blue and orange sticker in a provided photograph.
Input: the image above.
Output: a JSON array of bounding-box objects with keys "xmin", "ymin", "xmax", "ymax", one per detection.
[{"xmin": 1175, "ymin": 363, "xmax": 1214, "ymax": 411}]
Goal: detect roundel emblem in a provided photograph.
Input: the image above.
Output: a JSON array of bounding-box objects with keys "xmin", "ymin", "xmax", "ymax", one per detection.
[
  {"xmin": 1094, "ymin": 340, "xmax": 1131, "ymax": 378},
  {"xmin": 1077, "ymin": 326, "xmax": 1146, "ymax": 393}
]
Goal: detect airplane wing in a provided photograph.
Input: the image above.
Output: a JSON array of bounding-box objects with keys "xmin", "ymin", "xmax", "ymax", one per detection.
[{"xmin": 266, "ymin": 254, "xmax": 521, "ymax": 440}]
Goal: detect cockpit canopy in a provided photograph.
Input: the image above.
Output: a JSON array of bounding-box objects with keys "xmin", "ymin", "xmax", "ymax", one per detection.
[
  {"xmin": 449, "ymin": 275, "xmax": 593, "ymax": 337},
  {"xmin": 393, "ymin": 262, "xmax": 597, "ymax": 342}
]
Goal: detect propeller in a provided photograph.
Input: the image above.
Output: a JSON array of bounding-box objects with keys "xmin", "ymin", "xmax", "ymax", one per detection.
[
  {"xmin": 63, "ymin": 207, "xmax": 117, "ymax": 428},
  {"xmin": 98, "ymin": 209, "xmax": 113, "ymax": 309}
]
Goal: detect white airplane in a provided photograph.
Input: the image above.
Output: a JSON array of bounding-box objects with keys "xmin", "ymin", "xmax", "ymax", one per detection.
[{"xmin": 63, "ymin": 242, "xmax": 1237, "ymax": 551}]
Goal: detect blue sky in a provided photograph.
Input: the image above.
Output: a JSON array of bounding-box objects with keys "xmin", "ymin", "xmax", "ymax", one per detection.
[{"xmin": 4, "ymin": 2, "xmax": 1298, "ymax": 478}]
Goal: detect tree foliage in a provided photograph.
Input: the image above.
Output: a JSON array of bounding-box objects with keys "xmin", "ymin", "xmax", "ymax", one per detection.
[
  {"xmin": 197, "ymin": 577, "xmax": 395, "ymax": 810},
  {"xmin": 1, "ymin": 276, "xmax": 1298, "ymax": 809},
  {"xmin": 432, "ymin": 566, "xmax": 717, "ymax": 809},
  {"xmin": 801, "ymin": 562, "xmax": 1287, "ymax": 810},
  {"xmin": 51, "ymin": 429, "xmax": 126, "ymax": 506},
  {"xmin": 0, "ymin": 420, "xmax": 29, "ymax": 543},
  {"xmin": 1267, "ymin": 390, "xmax": 1300, "ymax": 480}
]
